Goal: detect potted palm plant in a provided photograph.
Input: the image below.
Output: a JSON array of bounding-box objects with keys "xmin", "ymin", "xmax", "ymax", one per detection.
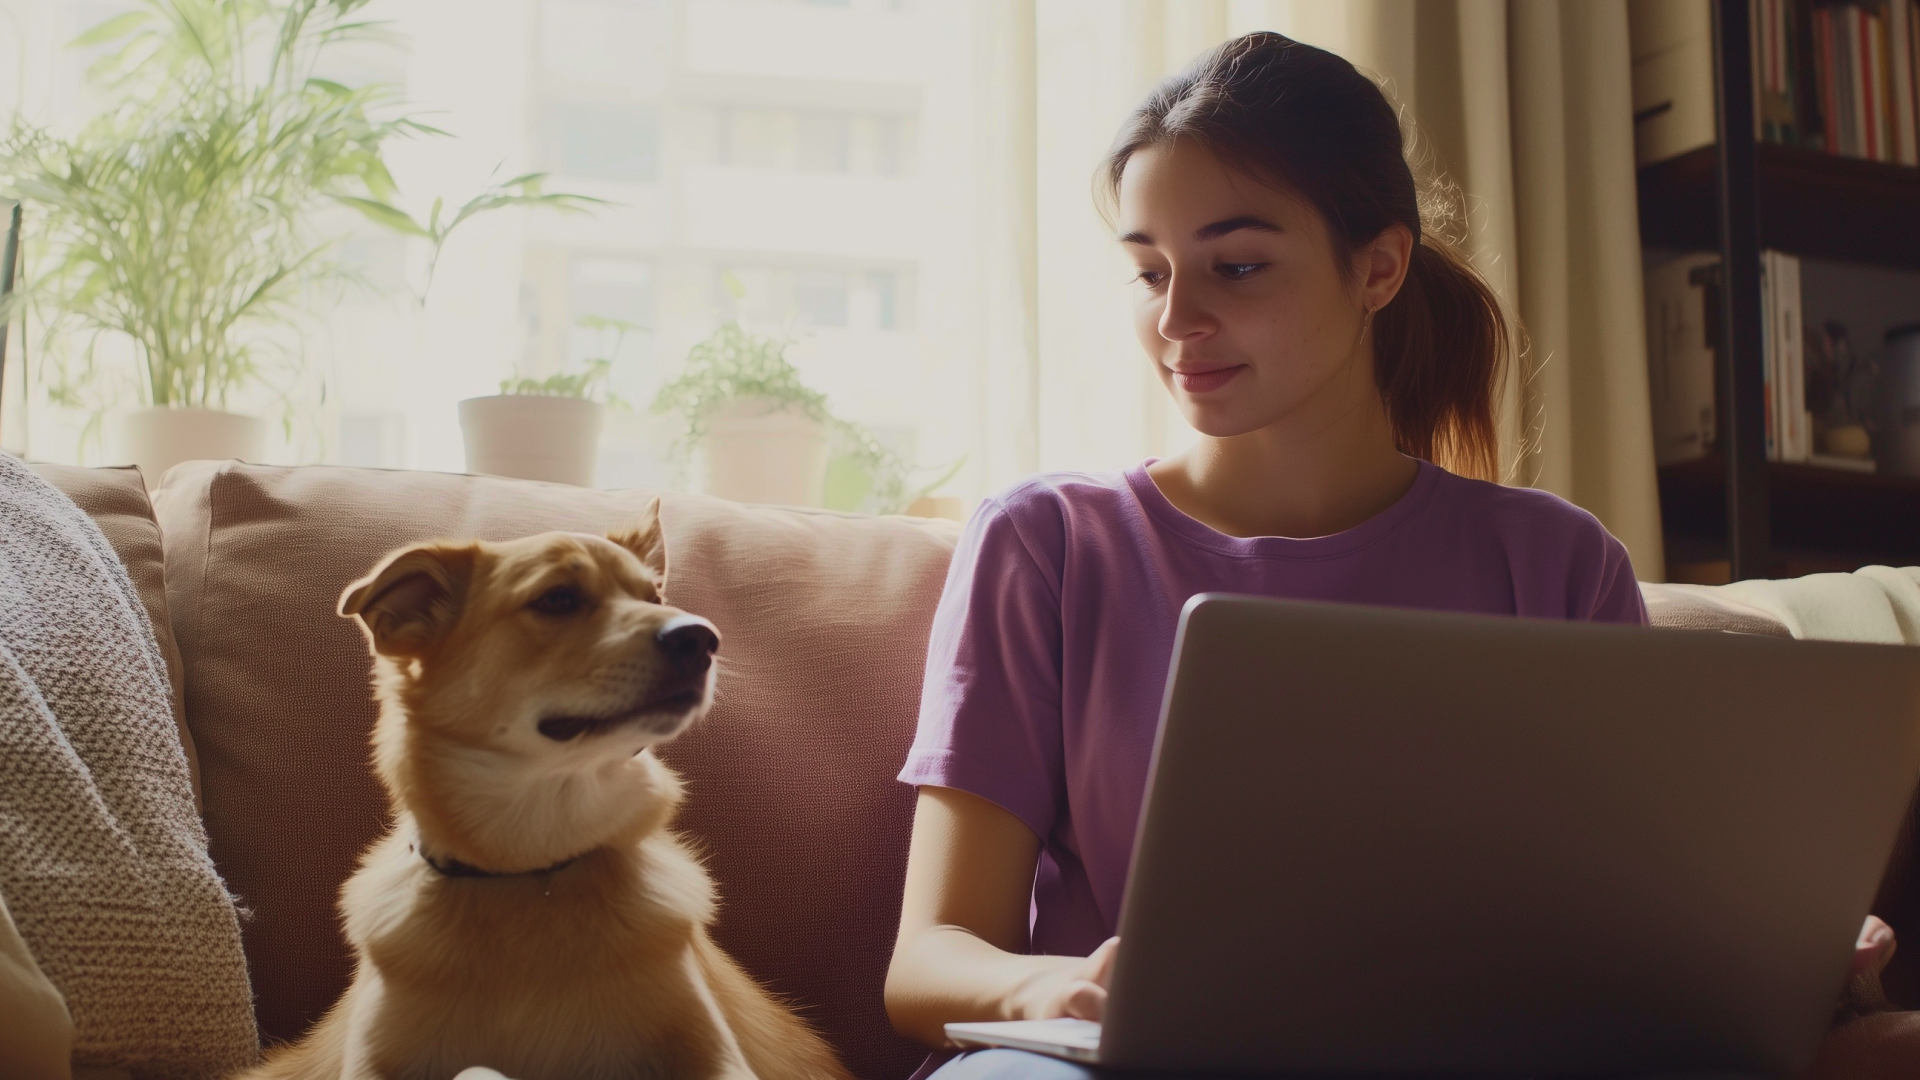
[
  {"xmin": 0, "ymin": 0, "xmax": 597, "ymax": 481},
  {"xmin": 459, "ymin": 315, "xmax": 636, "ymax": 486},
  {"xmin": 0, "ymin": 0, "xmax": 421, "ymax": 480}
]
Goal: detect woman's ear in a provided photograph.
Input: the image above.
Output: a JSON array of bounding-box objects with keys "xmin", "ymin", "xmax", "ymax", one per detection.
[
  {"xmin": 608, "ymin": 497, "xmax": 666, "ymax": 583},
  {"xmin": 1359, "ymin": 221, "xmax": 1414, "ymax": 313},
  {"xmin": 338, "ymin": 542, "xmax": 476, "ymax": 659}
]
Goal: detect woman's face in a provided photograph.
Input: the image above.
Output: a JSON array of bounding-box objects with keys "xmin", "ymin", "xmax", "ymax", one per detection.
[{"xmin": 1115, "ymin": 138, "xmax": 1407, "ymax": 439}]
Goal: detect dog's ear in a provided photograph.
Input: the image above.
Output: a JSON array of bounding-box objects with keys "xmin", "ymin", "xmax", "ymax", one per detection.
[
  {"xmin": 607, "ymin": 498, "xmax": 666, "ymax": 582},
  {"xmin": 338, "ymin": 542, "xmax": 476, "ymax": 658}
]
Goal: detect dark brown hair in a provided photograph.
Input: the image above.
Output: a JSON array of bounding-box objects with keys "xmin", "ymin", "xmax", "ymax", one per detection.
[{"xmin": 1100, "ymin": 32, "xmax": 1513, "ymax": 481}]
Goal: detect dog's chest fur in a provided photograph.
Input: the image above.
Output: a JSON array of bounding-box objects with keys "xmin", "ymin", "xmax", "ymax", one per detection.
[{"xmin": 337, "ymin": 828, "xmax": 734, "ymax": 1080}]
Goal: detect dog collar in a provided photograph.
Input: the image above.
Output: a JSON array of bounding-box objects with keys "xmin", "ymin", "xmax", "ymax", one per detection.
[{"xmin": 414, "ymin": 837, "xmax": 581, "ymax": 879}]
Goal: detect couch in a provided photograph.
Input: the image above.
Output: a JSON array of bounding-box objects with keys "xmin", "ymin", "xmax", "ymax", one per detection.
[{"xmin": 26, "ymin": 459, "xmax": 1920, "ymax": 1080}]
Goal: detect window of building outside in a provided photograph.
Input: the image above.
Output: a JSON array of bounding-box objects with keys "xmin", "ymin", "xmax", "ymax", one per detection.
[{"xmin": 1, "ymin": 0, "xmax": 1277, "ymax": 509}]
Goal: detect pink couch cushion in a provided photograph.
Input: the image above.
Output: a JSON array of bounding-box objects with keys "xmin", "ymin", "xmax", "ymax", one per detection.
[{"xmin": 150, "ymin": 462, "xmax": 958, "ymax": 1080}]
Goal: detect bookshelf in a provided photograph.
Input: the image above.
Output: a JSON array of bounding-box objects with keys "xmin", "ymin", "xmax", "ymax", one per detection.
[{"xmin": 1637, "ymin": 0, "xmax": 1920, "ymax": 583}]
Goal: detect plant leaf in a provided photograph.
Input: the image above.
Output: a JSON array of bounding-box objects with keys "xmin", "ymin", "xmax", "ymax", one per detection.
[
  {"xmin": 69, "ymin": 11, "xmax": 154, "ymax": 49},
  {"xmin": 335, "ymin": 195, "xmax": 430, "ymax": 237}
]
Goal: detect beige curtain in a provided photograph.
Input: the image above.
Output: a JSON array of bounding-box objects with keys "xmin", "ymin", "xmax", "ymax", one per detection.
[
  {"xmin": 1021, "ymin": 0, "xmax": 1667, "ymax": 580},
  {"xmin": 1399, "ymin": 0, "xmax": 1667, "ymax": 581}
]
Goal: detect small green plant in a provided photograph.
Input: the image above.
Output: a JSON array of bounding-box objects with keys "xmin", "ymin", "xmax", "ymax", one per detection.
[
  {"xmin": 498, "ymin": 314, "xmax": 639, "ymax": 404},
  {"xmin": 652, "ymin": 309, "xmax": 960, "ymax": 515},
  {"xmin": 499, "ymin": 358, "xmax": 617, "ymax": 401}
]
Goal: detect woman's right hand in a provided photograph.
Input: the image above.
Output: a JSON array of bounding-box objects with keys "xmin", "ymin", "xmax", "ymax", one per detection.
[{"xmin": 1013, "ymin": 937, "xmax": 1120, "ymax": 1021}]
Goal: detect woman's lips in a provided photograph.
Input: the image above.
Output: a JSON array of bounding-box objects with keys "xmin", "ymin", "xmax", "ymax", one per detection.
[{"xmin": 1171, "ymin": 365, "xmax": 1244, "ymax": 394}]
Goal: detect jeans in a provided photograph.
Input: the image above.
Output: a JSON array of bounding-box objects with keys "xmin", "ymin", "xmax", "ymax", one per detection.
[{"xmin": 923, "ymin": 1049, "xmax": 1766, "ymax": 1080}]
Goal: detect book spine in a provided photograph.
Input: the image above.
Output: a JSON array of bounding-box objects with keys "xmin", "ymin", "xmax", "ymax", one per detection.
[
  {"xmin": 1781, "ymin": 253, "xmax": 1808, "ymax": 461},
  {"xmin": 1817, "ymin": 7, "xmax": 1840, "ymax": 152},
  {"xmin": 1875, "ymin": 8, "xmax": 1894, "ymax": 160},
  {"xmin": 1761, "ymin": 251, "xmax": 1778, "ymax": 461},
  {"xmin": 1755, "ymin": 0, "xmax": 1768, "ymax": 140},
  {"xmin": 1893, "ymin": 0, "xmax": 1919, "ymax": 163},
  {"xmin": 1840, "ymin": 6, "xmax": 1860, "ymax": 155},
  {"xmin": 1858, "ymin": 7, "xmax": 1873, "ymax": 158}
]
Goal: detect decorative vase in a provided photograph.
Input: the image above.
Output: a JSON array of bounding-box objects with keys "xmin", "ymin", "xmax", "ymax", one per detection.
[
  {"xmin": 458, "ymin": 395, "xmax": 607, "ymax": 487},
  {"xmin": 700, "ymin": 398, "xmax": 831, "ymax": 507},
  {"xmin": 117, "ymin": 407, "xmax": 266, "ymax": 485}
]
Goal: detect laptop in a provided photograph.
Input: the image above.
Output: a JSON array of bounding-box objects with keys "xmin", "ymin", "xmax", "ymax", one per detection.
[{"xmin": 947, "ymin": 594, "xmax": 1920, "ymax": 1076}]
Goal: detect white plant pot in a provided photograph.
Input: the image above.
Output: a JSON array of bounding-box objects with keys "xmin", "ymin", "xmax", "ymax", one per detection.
[
  {"xmin": 117, "ymin": 407, "xmax": 265, "ymax": 485},
  {"xmin": 459, "ymin": 395, "xmax": 606, "ymax": 487},
  {"xmin": 700, "ymin": 399, "xmax": 831, "ymax": 507}
]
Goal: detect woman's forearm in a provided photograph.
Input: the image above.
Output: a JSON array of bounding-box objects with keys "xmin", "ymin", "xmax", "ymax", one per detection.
[{"xmin": 884, "ymin": 923, "xmax": 1080, "ymax": 1047}]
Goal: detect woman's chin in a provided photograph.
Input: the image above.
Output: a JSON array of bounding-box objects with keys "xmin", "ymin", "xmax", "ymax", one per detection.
[{"xmin": 1176, "ymin": 402, "xmax": 1270, "ymax": 441}]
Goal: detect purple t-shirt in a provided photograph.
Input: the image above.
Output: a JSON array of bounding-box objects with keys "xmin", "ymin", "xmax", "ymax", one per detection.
[{"xmin": 898, "ymin": 458, "xmax": 1647, "ymax": 959}]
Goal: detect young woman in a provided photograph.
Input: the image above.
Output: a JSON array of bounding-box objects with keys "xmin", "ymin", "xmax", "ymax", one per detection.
[{"xmin": 883, "ymin": 30, "xmax": 1908, "ymax": 1080}]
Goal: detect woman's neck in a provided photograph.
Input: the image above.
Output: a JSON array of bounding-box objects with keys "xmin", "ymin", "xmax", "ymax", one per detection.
[{"xmin": 1147, "ymin": 398, "xmax": 1418, "ymax": 541}]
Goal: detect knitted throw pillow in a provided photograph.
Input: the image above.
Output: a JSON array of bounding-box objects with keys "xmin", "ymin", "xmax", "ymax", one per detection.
[{"xmin": 0, "ymin": 454, "xmax": 257, "ymax": 1079}]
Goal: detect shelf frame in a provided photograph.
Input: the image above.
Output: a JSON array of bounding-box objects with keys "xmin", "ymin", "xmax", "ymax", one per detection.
[{"xmin": 1709, "ymin": 0, "xmax": 1772, "ymax": 580}]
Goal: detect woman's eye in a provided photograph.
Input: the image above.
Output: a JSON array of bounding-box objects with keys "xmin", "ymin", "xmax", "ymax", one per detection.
[
  {"xmin": 1217, "ymin": 262, "xmax": 1266, "ymax": 280},
  {"xmin": 1133, "ymin": 269, "xmax": 1166, "ymax": 288},
  {"xmin": 529, "ymin": 585, "xmax": 585, "ymax": 617}
]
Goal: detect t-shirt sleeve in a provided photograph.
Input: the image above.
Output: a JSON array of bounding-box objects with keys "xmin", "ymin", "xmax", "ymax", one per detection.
[
  {"xmin": 1578, "ymin": 527, "xmax": 1650, "ymax": 626},
  {"xmin": 898, "ymin": 494, "xmax": 1065, "ymax": 843}
]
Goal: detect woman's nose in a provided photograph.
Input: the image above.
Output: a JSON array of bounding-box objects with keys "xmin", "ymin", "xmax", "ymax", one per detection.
[{"xmin": 1157, "ymin": 275, "xmax": 1215, "ymax": 342}]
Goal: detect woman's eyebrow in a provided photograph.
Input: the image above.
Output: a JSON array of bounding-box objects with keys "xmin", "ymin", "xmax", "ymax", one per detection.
[
  {"xmin": 1118, "ymin": 215, "xmax": 1284, "ymax": 246},
  {"xmin": 1194, "ymin": 215, "xmax": 1283, "ymax": 240}
]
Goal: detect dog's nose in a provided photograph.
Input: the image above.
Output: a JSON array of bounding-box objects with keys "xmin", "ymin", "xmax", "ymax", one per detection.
[{"xmin": 657, "ymin": 615, "xmax": 720, "ymax": 672}]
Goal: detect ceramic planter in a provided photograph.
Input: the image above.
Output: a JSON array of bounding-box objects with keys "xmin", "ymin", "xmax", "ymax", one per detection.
[
  {"xmin": 117, "ymin": 407, "xmax": 265, "ymax": 485},
  {"xmin": 700, "ymin": 398, "xmax": 831, "ymax": 507},
  {"xmin": 458, "ymin": 394, "xmax": 606, "ymax": 487}
]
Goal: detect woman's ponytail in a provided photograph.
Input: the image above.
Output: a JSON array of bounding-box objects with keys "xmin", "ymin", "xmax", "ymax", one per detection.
[
  {"xmin": 1101, "ymin": 32, "xmax": 1513, "ymax": 481},
  {"xmin": 1372, "ymin": 236, "xmax": 1511, "ymax": 482}
]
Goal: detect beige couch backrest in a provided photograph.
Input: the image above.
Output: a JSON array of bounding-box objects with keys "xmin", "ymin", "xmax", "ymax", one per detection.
[{"xmin": 147, "ymin": 462, "xmax": 959, "ymax": 1080}]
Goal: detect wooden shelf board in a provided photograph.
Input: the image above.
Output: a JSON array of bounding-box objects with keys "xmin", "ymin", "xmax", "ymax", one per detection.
[
  {"xmin": 1658, "ymin": 455, "xmax": 1920, "ymax": 571},
  {"xmin": 1639, "ymin": 144, "xmax": 1920, "ymax": 270}
]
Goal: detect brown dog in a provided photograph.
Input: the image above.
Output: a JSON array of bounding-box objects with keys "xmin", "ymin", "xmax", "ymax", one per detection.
[{"xmin": 238, "ymin": 501, "xmax": 850, "ymax": 1080}]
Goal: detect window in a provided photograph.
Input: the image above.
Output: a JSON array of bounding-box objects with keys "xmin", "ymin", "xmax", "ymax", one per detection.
[
  {"xmin": 11, "ymin": 0, "xmax": 1268, "ymax": 505},
  {"xmin": 717, "ymin": 107, "xmax": 911, "ymax": 175},
  {"xmin": 866, "ymin": 271, "xmax": 898, "ymax": 330},
  {"xmin": 795, "ymin": 113, "xmax": 851, "ymax": 173},
  {"xmin": 542, "ymin": 102, "xmax": 660, "ymax": 183},
  {"xmin": 792, "ymin": 270, "xmax": 849, "ymax": 327}
]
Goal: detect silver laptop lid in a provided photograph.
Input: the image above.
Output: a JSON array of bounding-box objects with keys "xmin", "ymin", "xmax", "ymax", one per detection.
[{"xmin": 1102, "ymin": 595, "xmax": 1920, "ymax": 1075}]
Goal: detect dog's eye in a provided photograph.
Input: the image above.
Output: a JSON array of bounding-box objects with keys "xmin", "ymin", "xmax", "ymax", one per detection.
[{"xmin": 528, "ymin": 585, "xmax": 585, "ymax": 617}]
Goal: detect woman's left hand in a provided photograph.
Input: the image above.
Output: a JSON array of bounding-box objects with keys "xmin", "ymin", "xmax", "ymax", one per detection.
[{"xmin": 1802, "ymin": 916, "xmax": 1920, "ymax": 1080}]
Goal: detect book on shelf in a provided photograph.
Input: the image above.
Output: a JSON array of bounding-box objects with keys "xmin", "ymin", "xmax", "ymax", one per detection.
[
  {"xmin": 1644, "ymin": 249, "xmax": 1817, "ymax": 467},
  {"xmin": 1630, "ymin": 0, "xmax": 1920, "ymax": 167},
  {"xmin": 1760, "ymin": 250, "xmax": 1813, "ymax": 462},
  {"xmin": 1644, "ymin": 252, "xmax": 1721, "ymax": 466}
]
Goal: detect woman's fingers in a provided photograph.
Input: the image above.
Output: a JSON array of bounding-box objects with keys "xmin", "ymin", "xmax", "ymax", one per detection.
[
  {"xmin": 1060, "ymin": 979, "xmax": 1109, "ymax": 1021},
  {"xmin": 1087, "ymin": 936, "xmax": 1121, "ymax": 986},
  {"xmin": 1854, "ymin": 916, "xmax": 1898, "ymax": 981}
]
